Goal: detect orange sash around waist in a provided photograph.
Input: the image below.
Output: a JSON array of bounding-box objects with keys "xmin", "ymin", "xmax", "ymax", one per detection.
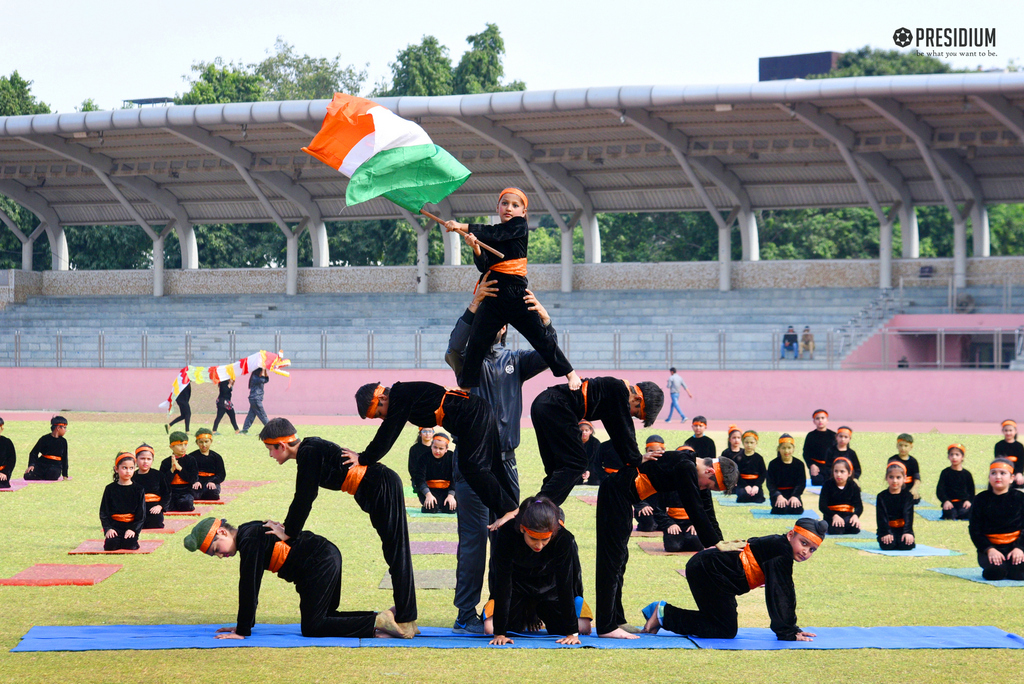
[
  {"xmin": 426, "ymin": 479, "xmax": 451, "ymax": 490},
  {"xmin": 739, "ymin": 543, "xmax": 765, "ymax": 590},
  {"xmin": 268, "ymin": 541, "xmax": 290, "ymax": 574},
  {"xmin": 987, "ymin": 531, "xmax": 1021, "ymax": 546},
  {"xmin": 435, "ymin": 389, "xmax": 469, "ymax": 427},
  {"xmin": 144, "ymin": 493, "xmax": 162, "ymax": 503},
  {"xmin": 666, "ymin": 507, "xmax": 689, "ymax": 520},
  {"xmin": 198, "ymin": 471, "xmax": 215, "ymax": 478},
  {"xmin": 41, "ymin": 454, "xmax": 61, "ymax": 461},
  {"xmin": 888, "ymin": 519, "xmax": 905, "ymax": 528},
  {"xmin": 634, "ymin": 472, "xmax": 657, "ymax": 500},
  {"xmin": 810, "ymin": 458, "xmax": 826, "ymax": 465},
  {"xmin": 828, "ymin": 504, "xmax": 855, "ymax": 513},
  {"xmin": 111, "ymin": 513, "xmax": 135, "ymax": 523},
  {"xmin": 171, "ymin": 474, "xmax": 188, "ymax": 486},
  {"xmin": 1005, "ymin": 455, "xmax": 1018, "ymax": 463},
  {"xmin": 342, "ymin": 465, "xmax": 367, "ymax": 496},
  {"xmin": 580, "ymin": 380, "xmax": 590, "ymax": 417},
  {"xmin": 603, "ymin": 466, "xmax": 619, "ymax": 474},
  {"xmin": 489, "ymin": 257, "xmax": 527, "ymax": 277},
  {"xmin": 740, "ymin": 473, "xmax": 759, "ymax": 480},
  {"xmin": 777, "ymin": 486, "xmax": 794, "ymax": 491}
]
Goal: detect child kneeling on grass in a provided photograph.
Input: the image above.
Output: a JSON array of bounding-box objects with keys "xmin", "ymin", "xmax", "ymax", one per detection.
[
  {"xmin": 640, "ymin": 517, "xmax": 827, "ymax": 641},
  {"xmin": 936, "ymin": 443, "xmax": 974, "ymax": 520},
  {"xmin": 99, "ymin": 452, "xmax": 145, "ymax": 551},
  {"xmin": 968, "ymin": 459, "xmax": 1024, "ymax": 581},
  {"xmin": 183, "ymin": 517, "xmax": 407, "ymax": 639},
  {"xmin": 818, "ymin": 457, "xmax": 862, "ymax": 535},
  {"xmin": 876, "ymin": 462, "xmax": 915, "ymax": 551}
]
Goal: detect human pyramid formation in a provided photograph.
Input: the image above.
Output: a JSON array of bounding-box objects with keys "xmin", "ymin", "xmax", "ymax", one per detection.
[{"xmin": 2, "ymin": 188, "xmax": 1022, "ymax": 646}]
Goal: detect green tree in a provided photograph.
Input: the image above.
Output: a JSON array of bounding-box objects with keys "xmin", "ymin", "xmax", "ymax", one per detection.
[
  {"xmin": 453, "ymin": 24, "xmax": 525, "ymax": 94},
  {"xmin": 175, "ymin": 58, "xmax": 267, "ymax": 105},
  {"xmin": 375, "ymin": 36, "xmax": 454, "ymax": 97},
  {"xmin": 255, "ymin": 38, "xmax": 367, "ymax": 100},
  {"xmin": 758, "ymin": 208, "xmax": 880, "ymax": 260},
  {"xmin": 0, "ymin": 71, "xmax": 50, "ymax": 117},
  {"xmin": 814, "ymin": 46, "xmax": 955, "ymax": 78},
  {"xmin": 598, "ymin": 212, "xmax": 727, "ymax": 262},
  {"xmin": 64, "ymin": 226, "xmax": 153, "ymax": 270},
  {"xmin": 78, "ymin": 98, "xmax": 101, "ymax": 112}
]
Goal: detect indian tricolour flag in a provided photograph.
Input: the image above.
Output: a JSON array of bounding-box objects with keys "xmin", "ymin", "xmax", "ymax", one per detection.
[{"xmin": 302, "ymin": 93, "xmax": 471, "ymax": 212}]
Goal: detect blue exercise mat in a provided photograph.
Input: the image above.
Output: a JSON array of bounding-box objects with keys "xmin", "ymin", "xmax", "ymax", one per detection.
[
  {"xmin": 715, "ymin": 497, "xmax": 761, "ymax": 507},
  {"xmin": 917, "ymin": 508, "xmax": 965, "ymax": 522},
  {"xmin": 750, "ymin": 508, "xmax": 819, "ymax": 520},
  {"xmin": 836, "ymin": 541, "xmax": 962, "ymax": 557},
  {"xmin": 928, "ymin": 567, "xmax": 1024, "ymax": 587},
  {"xmin": 688, "ymin": 626, "xmax": 1024, "ymax": 650},
  {"xmin": 824, "ymin": 528, "xmax": 877, "ymax": 540},
  {"xmin": 11, "ymin": 623, "xmax": 359, "ymax": 652},
  {"xmin": 359, "ymin": 626, "xmax": 697, "ymax": 649}
]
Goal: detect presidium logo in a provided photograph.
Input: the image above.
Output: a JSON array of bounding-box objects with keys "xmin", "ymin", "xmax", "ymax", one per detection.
[{"xmin": 893, "ymin": 26, "xmax": 996, "ymax": 49}]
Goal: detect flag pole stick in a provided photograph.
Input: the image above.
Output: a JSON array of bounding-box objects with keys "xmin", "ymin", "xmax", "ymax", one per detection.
[{"xmin": 420, "ymin": 210, "xmax": 505, "ymax": 260}]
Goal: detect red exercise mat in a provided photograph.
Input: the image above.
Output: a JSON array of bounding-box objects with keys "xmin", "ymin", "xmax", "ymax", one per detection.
[
  {"xmin": 68, "ymin": 540, "xmax": 164, "ymax": 555},
  {"xmin": 165, "ymin": 507, "xmax": 212, "ymax": 517},
  {"xmin": 190, "ymin": 496, "xmax": 235, "ymax": 505},
  {"xmin": 140, "ymin": 519, "xmax": 193, "ymax": 534},
  {"xmin": 0, "ymin": 480, "xmax": 30, "ymax": 492},
  {"xmin": 0, "ymin": 563, "xmax": 122, "ymax": 586},
  {"xmin": 631, "ymin": 529, "xmax": 661, "ymax": 537},
  {"xmin": 576, "ymin": 496, "xmax": 598, "ymax": 507}
]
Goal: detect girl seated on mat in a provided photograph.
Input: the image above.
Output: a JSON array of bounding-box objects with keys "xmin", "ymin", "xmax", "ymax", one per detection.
[
  {"xmin": 936, "ymin": 443, "xmax": 974, "ymax": 520},
  {"xmin": 408, "ymin": 427, "xmax": 433, "ymax": 491},
  {"xmin": 133, "ymin": 443, "xmax": 168, "ymax": 529},
  {"xmin": 766, "ymin": 434, "xmax": 806, "ymax": 515},
  {"xmin": 968, "ymin": 458, "xmax": 1024, "ymax": 581},
  {"xmin": 876, "ymin": 462, "xmax": 916, "ymax": 551},
  {"xmin": 994, "ymin": 420, "xmax": 1024, "ymax": 488},
  {"xmin": 721, "ymin": 425, "xmax": 743, "ymax": 462},
  {"xmin": 411, "ymin": 432, "xmax": 457, "ymax": 514},
  {"xmin": 191, "ymin": 428, "xmax": 226, "ymax": 501},
  {"xmin": 99, "ymin": 452, "xmax": 145, "ymax": 551},
  {"xmin": 734, "ymin": 430, "xmax": 766, "ymax": 503},
  {"xmin": 483, "ymin": 496, "xmax": 587, "ymax": 646},
  {"xmin": 639, "ymin": 517, "xmax": 827, "ymax": 641},
  {"xmin": 817, "ymin": 457, "xmax": 862, "ymax": 535}
]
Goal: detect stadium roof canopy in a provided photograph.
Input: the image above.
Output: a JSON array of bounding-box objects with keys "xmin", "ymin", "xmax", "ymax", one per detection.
[{"xmin": 1, "ymin": 72, "xmax": 1023, "ymax": 292}]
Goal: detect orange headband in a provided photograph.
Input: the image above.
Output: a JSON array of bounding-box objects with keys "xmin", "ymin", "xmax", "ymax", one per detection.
[
  {"xmin": 433, "ymin": 436, "xmax": 450, "ymax": 447},
  {"xmin": 947, "ymin": 443, "xmax": 966, "ymax": 455},
  {"xmin": 646, "ymin": 441, "xmax": 664, "ymax": 448},
  {"xmin": 778, "ymin": 437, "xmax": 795, "ymax": 445},
  {"xmin": 712, "ymin": 460, "xmax": 726, "ymax": 491},
  {"xmin": 135, "ymin": 445, "xmax": 154, "ymax": 456},
  {"xmin": 115, "ymin": 452, "xmax": 135, "ymax": 467},
  {"xmin": 832, "ymin": 456, "xmax": 853, "ymax": 471},
  {"xmin": 813, "ymin": 411, "xmax": 828, "ymax": 418},
  {"xmin": 837, "ymin": 428, "xmax": 852, "ymax": 436},
  {"xmin": 1002, "ymin": 420, "xmax": 1017, "ymax": 428},
  {"xmin": 727, "ymin": 425, "xmax": 739, "ymax": 435},
  {"xmin": 578, "ymin": 420, "xmax": 594, "ymax": 430},
  {"xmin": 888, "ymin": 461, "xmax": 907, "ymax": 474},
  {"xmin": 692, "ymin": 420, "xmax": 706, "ymax": 427},
  {"xmin": 364, "ymin": 385, "xmax": 385, "ymax": 419},
  {"xmin": 793, "ymin": 526, "xmax": 823, "ymax": 546},
  {"xmin": 263, "ymin": 434, "xmax": 297, "ymax": 446},
  {"xmin": 498, "ymin": 187, "xmax": 528, "ymax": 211},
  {"xmin": 741, "ymin": 431, "xmax": 758, "ymax": 441},
  {"xmin": 169, "ymin": 440, "xmax": 187, "ymax": 447},
  {"xmin": 523, "ymin": 527, "xmax": 553, "ymax": 540},
  {"xmin": 991, "ymin": 461, "xmax": 1014, "ymax": 473},
  {"xmin": 635, "ymin": 385, "xmax": 646, "ymax": 421},
  {"xmin": 679, "ymin": 445, "xmax": 696, "ymax": 453},
  {"xmin": 199, "ymin": 518, "xmax": 223, "ymax": 555},
  {"xmin": 52, "ymin": 422, "xmax": 67, "ymax": 428}
]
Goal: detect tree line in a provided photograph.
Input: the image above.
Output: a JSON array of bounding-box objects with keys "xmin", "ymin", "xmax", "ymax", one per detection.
[{"xmin": 1, "ymin": 34, "xmax": 1021, "ymax": 271}]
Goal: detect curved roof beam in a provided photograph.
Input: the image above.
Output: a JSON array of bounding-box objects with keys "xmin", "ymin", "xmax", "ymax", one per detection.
[
  {"xmin": 0, "ymin": 179, "xmax": 60, "ymax": 229},
  {"xmin": 970, "ymin": 95, "xmax": 1024, "ymax": 143}
]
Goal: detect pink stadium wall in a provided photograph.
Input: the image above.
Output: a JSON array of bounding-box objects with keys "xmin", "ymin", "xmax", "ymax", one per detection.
[{"xmin": 0, "ymin": 367, "xmax": 1015, "ymax": 423}]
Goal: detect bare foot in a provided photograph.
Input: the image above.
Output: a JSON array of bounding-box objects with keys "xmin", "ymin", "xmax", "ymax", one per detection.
[
  {"xmin": 618, "ymin": 623, "xmax": 641, "ymax": 634},
  {"xmin": 598, "ymin": 627, "xmax": 639, "ymax": 639},
  {"xmin": 578, "ymin": 618, "xmax": 592, "ymax": 636},
  {"xmin": 374, "ymin": 609, "xmax": 405, "ymax": 638},
  {"xmin": 566, "ymin": 371, "xmax": 582, "ymax": 391},
  {"xmin": 396, "ymin": 620, "xmax": 418, "ymax": 638},
  {"xmin": 641, "ymin": 612, "xmax": 661, "ymax": 634}
]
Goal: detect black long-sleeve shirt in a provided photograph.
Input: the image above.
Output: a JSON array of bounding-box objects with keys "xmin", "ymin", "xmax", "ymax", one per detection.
[
  {"xmin": 133, "ymin": 468, "xmax": 168, "ymax": 511},
  {"xmin": 733, "ymin": 452, "xmax": 766, "ymax": 489},
  {"xmin": 0, "ymin": 435, "xmax": 16, "ymax": 478},
  {"xmin": 99, "ymin": 481, "xmax": 145, "ymax": 534},
  {"xmin": 489, "ymin": 523, "xmax": 579, "ymax": 637},
  {"xmin": 216, "ymin": 379, "xmax": 234, "ymax": 407},
  {"xmin": 994, "ymin": 441, "xmax": 1024, "ymax": 476},
  {"xmin": 408, "ymin": 442, "xmax": 431, "ymax": 488},
  {"xmin": 766, "ymin": 457, "xmax": 806, "ymax": 502},
  {"xmin": 629, "ymin": 451, "xmax": 722, "ymax": 547},
  {"xmin": 803, "ymin": 429, "xmax": 836, "ymax": 471},
  {"xmin": 160, "ymin": 454, "xmax": 198, "ymax": 491},
  {"xmin": 818, "ymin": 479, "xmax": 863, "ymax": 518},
  {"xmin": 936, "ymin": 467, "xmax": 975, "ymax": 504},
  {"xmin": 411, "ymin": 449, "xmax": 454, "ymax": 499},
  {"xmin": 684, "ymin": 435, "xmax": 716, "ymax": 462},
  {"xmin": 28, "ymin": 433, "xmax": 68, "ymax": 477},
  {"xmin": 468, "ymin": 216, "xmax": 529, "ymax": 281},
  {"xmin": 875, "ymin": 489, "xmax": 915, "ymax": 539},
  {"xmin": 283, "ymin": 437, "xmax": 352, "ymax": 539},
  {"xmin": 582, "ymin": 436, "xmax": 603, "ymax": 483},
  {"xmin": 191, "ymin": 449, "xmax": 226, "ymax": 485},
  {"xmin": 968, "ymin": 489, "xmax": 1024, "ymax": 553},
  {"xmin": 359, "ymin": 382, "xmax": 460, "ymax": 465},
  {"xmin": 823, "ymin": 447, "xmax": 861, "ymax": 481},
  {"xmin": 887, "ymin": 455, "xmax": 921, "ymax": 488},
  {"xmin": 545, "ymin": 377, "xmax": 645, "ymax": 468}
]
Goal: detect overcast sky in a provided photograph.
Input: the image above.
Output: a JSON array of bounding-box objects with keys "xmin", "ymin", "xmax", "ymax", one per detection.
[{"xmin": 3, "ymin": 0, "xmax": 1020, "ymax": 113}]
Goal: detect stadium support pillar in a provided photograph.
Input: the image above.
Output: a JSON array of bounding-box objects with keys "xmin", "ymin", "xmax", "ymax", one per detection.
[
  {"xmin": 718, "ymin": 223, "xmax": 731, "ymax": 292},
  {"xmin": 561, "ymin": 223, "xmax": 573, "ymax": 293},
  {"xmin": 879, "ymin": 217, "xmax": 893, "ymax": 289},
  {"xmin": 738, "ymin": 208, "xmax": 759, "ymax": 261},
  {"xmin": 0, "ymin": 206, "xmax": 42, "ymax": 271},
  {"xmin": 900, "ymin": 204, "xmax": 919, "ymax": 259},
  {"xmin": 308, "ymin": 219, "xmax": 329, "ymax": 267},
  {"xmin": 971, "ymin": 204, "xmax": 989, "ymax": 258},
  {"xmin": 953, "ymin": 216, "xmax": 967, "ymax": 289},
  {"xmin": 416, "ymin": 225, "xmax": 429, "ymax": 294},
  {"xmin": 582, "ymin": 212, "xmax": 601, "ymax": 263},
  {"xmin": 443, "ymin": 230, "xmax": 461, "ymax": 266},
  {"xmin": 285, "ymin": 233, "xmax": 298, "ymax": 296},
  {"xmin": 175, "ymin": 222, "xmax": 198, "ymax": 270},
  {"xmin": 45, "ymin": 224, "xmax": 68, "ymax": 271}
]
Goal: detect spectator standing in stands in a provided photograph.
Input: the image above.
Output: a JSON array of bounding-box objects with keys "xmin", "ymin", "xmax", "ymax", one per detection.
[
  {"xmin": 799, "ymin": 327, "xmax": 815, "ymax": 360},
  {"xmin": 665, "ymin": 368, "xmax": 692, "ymax": 423},
  {"xmin": 240, "ymin": 368, "xmax": 269, "ymax": 435},
  {"xmin": 780, "ymin": 327, "xmax": 798, "ymax": 360}
]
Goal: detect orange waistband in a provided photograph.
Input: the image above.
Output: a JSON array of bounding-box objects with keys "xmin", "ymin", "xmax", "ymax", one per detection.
[
  {"xmin": 342, "ymin": 464, "xmax": 367, "ymax": 496},
  {"xmin": 198, "ymin": 472, "xmax": 216, "ymax": 478},
  {"xmin": 987, "ymin": 531, "xmax": 1021, "ymax": 546},
  {"xmin": 41, "ymin": 454, "xmax": 61, "ymax": 461},
  {"xmin": 828, "ymin": 504, "xmax": 855, "ymax": 513},
  {"xmin": 268, "ymin": 540, "xmax": 291, "ymax": 573},
  {"xmin": 426, "ymin": 479, "xmax": 451, "ymax": 490},
  {"xmin": 777, "ymin": 486, "xmax": 794, "ymax": 490},
  {"xmin": 171, "ymin": 474, "xmax": 188, "ymax": 486},
  {"xmin": 144, "ymin": 493, "xmax": 161, "ymax": 503},
  {"xmin": 888, "ymin": 519, "xmax": 905, "ymax": 528},
  {"xmin": 581, "ymin": 380, "xmax": 590, "ymax": 417},
  {"xmin": 634, "ymin": 472, "xmax": 657, "ymax": 500},
  {"xmin": 603, "ymin": 466, "xmax": 619, "ymax": 474},
  {"xmin": 666, "ymin": 507, "xmax": 689, "ymax": 520},
  {"xmin": 111, "ymin": 513, "xmax": 135, "ymax": 523},
  {"xmin": 435, "ymin": 388, "xmax": 469, "ymax": 427},
  {"xmin": 740, "ymin": 473, "xmax": 759, "ymax": 480},
  {"xmin": 905, "ymin": 476, "xmax": 915, "ymax": 484},
  {"xmin": 1005, "ymin": 455, "xmax": 1018, "ymax": 462},
  {"xmin": 489, "ymin": 257, "xmax": 527, "ymax": 277},
  {"xmin": 810, "ymin": 458, "xmax": 826, "ymax": 464},
  {"xmin": 739, "ymin": 543, "xmax": 765, "ymax": 590}
]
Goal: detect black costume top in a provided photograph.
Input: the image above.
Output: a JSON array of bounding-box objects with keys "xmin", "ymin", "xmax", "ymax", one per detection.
[
  {"xmin": 766, "ymin": 457, "xmax": 807, "ymax": 502},
  {"xmin": 624, "ymin": 451, "xmax": 722, "ymax": 547},
  {"xmin": 98, "ymin": 481, "xmax": 145, "ymax": 534},
  {"xmin": 216, "ymin": 379, "xmax": 234, "ymax": 407},
  {"xmin": 469, "ymin": 216, "xmax": 529, "ymax": 285},
  {"xmin": 695, "ymin": 534, "xmax": 803, "ymax": 640},
  {"xmin": 28, "ymin": 433, "xmax": 68, "ymax": 477},
  {"xmin": 284, "ymin": 437, "xmax": 355, "ymax": 539},
  {"xmin": 994, "ymin": 441, "xmax": 1024, "ymax": 476},
  {"xmin": 190, "ymin": 449, "xmax": 226, "ymax": 485},
  {"xmin": 583, "ymin": 435, "xmax": 603, "ymax": 482},
  {"xmin": 600, "ymin": 440, "xmax": 627, "ymax": 473},
  {"xmin": 543, "ymin": 377, "xmax": 644, "ymax": 467},
  {"xmin": 935, "ymin": 467, "xmax": 976, "ymax": 504},
  {"xmin": 160, "ymin": 454, "xmax": 198, "ymax": 491},
  {"xmin": 235, "ymin": 521, "xmax": 328, "ymax": 636},
  {"xmin": 968, "ymin": 489, "xmax": 1024, "ymax": 553},
  {"xmin": 133, "ymin": 469, "xmax": 169, "ymax": 510},
  {"xmin": 684, "ymin": 434, "xmax": 716, "ymax": 462},
  {"xmin": 489, "ymin": 523, "xmax": 579, "ymax": 637},
  {"xmin": 823, "ymin": 447, "xmax": 861, "ymax": 481},
  {"xmin": 817, "ymin": 479, "xmax": 863, "ymax": 518},
  {"xmin": 411, "ymin": 449, "xmax": 455, "ymax": 499},
  {"xmin": 0, "ymin": 435, "xmax": 16, "ymax": 478},
  {"xmin": 802, "ymin": 429, "xmax": 836, "ymax": 472},
  {"xmin": 733, "ymin": 452, "xmax": 766, "ymax": 490},
  {"xmin": 408, "ymin": 442, "xmax": 431, "ymax": 487},
  {"xmin": 887, "ymin": 455, "xmax": 921, "ymax": 489},
  {"xmin": 875, "ymin": 489, "xmax": 915, "ymax": 539}
]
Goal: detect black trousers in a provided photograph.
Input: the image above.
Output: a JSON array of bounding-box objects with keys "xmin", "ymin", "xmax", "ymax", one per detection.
[
  {"xmin": 168, "ymin": 401, "xmax": 191, "ymax": 432},
  {"xmin": 595, "ymin": 470, "xmax": 636, "ymax": 634},
  {"xmin": 458, "ymin": 278, "xmax": 573, "ymax": 388},
  {"xmin": 635, "ymin": 506, "xmax": 658, "ymax": 532},
  {"xmin": 354, "ymin": 464, "xmax": 417, "ymax": 623},
  {"xmin": 194, "ymin": 482, "xmax": 222, "ymax": 501},
  {"xmin": 808, "ymin": 465, "xmax": 826, "ymax": 487},
  {"xmin": 25, "ymin": 461, "xmax": 62, "ymax": 480},
  {"xmin": 531, "ymin": 389, "xmax": 590, "ymax": 506},
  {"xmin": 449, "ymin": 400, "xmax": 519, "ymax": 517},
  {"xmin": 419, "ymin": 487, "xmax": 456, "ymax": 514},
  {"xmin": 0, "ymin": 473, "xmax": 9, "ymax": 488},
  {"xmin": 103, "ymin": 526, "xmax": 140, "ymax": 551},
  {"xmin": 213, "ymin": 405, "xmax": 238, "ymax": 432},
  {"xmin": 770, "ymin": 494, "xmax": 803, "ymax": 515},
  {"xmin": 734, "ymin": 484, "xmax": 764, "ymax": 503},
  {"xmin": 879, "ymin": 533, "xmax": 915, "ymax": 551},
  {"xmin": 295, "ymin": 538, "xmax": 377, "ymax": 638},
  {"xmin": 661, "ymin": 553, "xmax": 738, "ymax": 638},
  {"xmin": 502, "ymin": 592, "xmax": 574, "ymax": 636},
  {"xmin": 663, "ymin": 526, "xmax": 703, "ymax": 553},
  {"xmin": 978, "ymin": 544, "xmax": 1024, "ymax": 581},
  {"xmin": 826, "ymin": 512, "xmax": 860, "ymax": 535},
  {"xmin": 142, "ymin": 508, "xmax": 164, "ymax": 529},
  {"xmin": 167, "ymin": 488, "xmax": 195, "ymax": 512},
  {"xmin": 941, "ymin": 501, "xmax": 971, "ymax": 520}
]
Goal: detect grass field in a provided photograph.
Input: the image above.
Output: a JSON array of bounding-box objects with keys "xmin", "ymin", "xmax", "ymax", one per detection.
[{"xmin": 0, "ymin": 414, "xmax": 1022, "ymax": 683}]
